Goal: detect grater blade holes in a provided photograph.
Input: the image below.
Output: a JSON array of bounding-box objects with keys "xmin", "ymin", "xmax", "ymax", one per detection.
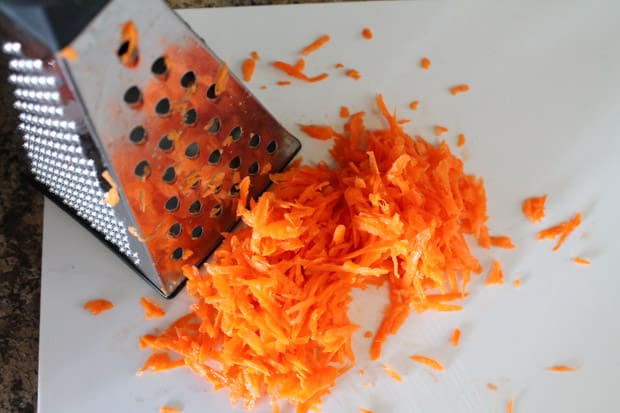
[
  {"xmin": 266, "ymin": 140, "xmax": 278, "ymax": 154},
  {"xmin": 206, "ymin": 84, "xmax": 219, "ymax": 100},
  {"xmin": 206, "ymin": 117, "xmax": 221, "ymax": 134},
  {"xmin": 191, "ymin": 226, "xmax": 203, "ymax": 239},
  {"xmin": 165, "ymin": 196, "xmax": 180, "ymax": 212},
  {"xmin": 158, "ymin": 135, "xmax": 174, "ymax": 152},
  {"xmin": 168, "ymin": 223, "xmax": 182, "ymax": 238},
  {"xmin": 155, "ymin": 98, "xmax": 171, "ymax": 117},
  {"xmin": 210, "ymin": 204, "xmax": 223, "ymax": 218},
  {"xmin": 249, "ymin": 133, "xmax": 261, "ymax": 149},
  {"xmin": 162, "ymin": 166, "xmax": 176, "ymax": 184},
  {"xmin": 184, "ymin": 142, "xmax": 200, "ymax": 159},
  {"xmin": 208, "ymin": 149, "xmax": 222, "ymax": 165},
  {"xmin": 171, "ymin": 247, "xmax": 184, "ymax": 261},
  {"xmin": 129, "ymin": 125, "xmax": 147, "ymax": 144},
  {"xmin": 229, "ymin": 183, "xmax": 240, "ymax": 197},
  {"xmin": 183, "ymin": 108, "xmax": 198, "ymax": 126},
  {"xmin": 188, "ymin": 200, "xmax": 202, "ymax": 215},
  {"xmin": 229, "ymin": 156, "xmax": 241, "ymax": 170},
  {"xmin": 229, "ymin": 126, "xmax": 243, "ymax": 141},
  {"xmin": 134, "ymin": 160, "xmax": 151, "ymax": 179},
  {"xmin": 151, "ymin": 56, "xmax": 168, "ymax": 79},
  {"xmin": 180, "ymin": 71, "xmax": 196, "ymax": 88},
  {"xmin": 117, "ymin": 21, "xmax": 139, "ymax": 68},
  {"xmin": 124, "ymin": 86, "xmax": 142, "ymax": 108},
  {"xmin": 190, "ymin": 178, "xmax": 201, "ymax": 189},
  {"xmin": 248, "ymin": 161, "xmax": 259, "ymax": 175}
]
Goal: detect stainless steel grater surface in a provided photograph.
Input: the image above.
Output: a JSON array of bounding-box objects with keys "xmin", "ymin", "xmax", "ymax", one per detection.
[{"xmin": 0, "ymin": 0, "xmax": 301, "ymax": 297}]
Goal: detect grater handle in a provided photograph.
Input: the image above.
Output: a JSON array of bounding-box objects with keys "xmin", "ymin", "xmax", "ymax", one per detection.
[{"xmin": 0, "ymin": 0, "xmax": 109, "ymax": 51}]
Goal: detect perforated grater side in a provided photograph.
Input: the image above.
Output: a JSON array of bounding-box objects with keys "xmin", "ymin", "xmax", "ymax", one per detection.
[{"xmin": 0, "ymin": 0, "xmax": 301, "ymax": 297}]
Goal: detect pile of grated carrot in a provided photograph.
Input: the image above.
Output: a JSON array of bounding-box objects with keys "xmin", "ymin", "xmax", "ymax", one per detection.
[{"xmin": 138, "ymin": 94, "xmax": 490, "ymax": 412}]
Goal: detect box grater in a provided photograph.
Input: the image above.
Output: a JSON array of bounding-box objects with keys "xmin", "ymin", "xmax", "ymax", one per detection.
[{"xmin": 0, "ymin": 0, "xmax": 301, "ymax": 297}]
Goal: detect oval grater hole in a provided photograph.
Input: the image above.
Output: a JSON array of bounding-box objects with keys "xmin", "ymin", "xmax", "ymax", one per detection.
[
  {"xmin": 162, "ymin": 166, "xmax": 176, "ymax": 184},
  {"xmin": 129, "ymin": 125, "xmax": 146, "ymax": 144},
  {"xmin": 180, "ymin": 71, "xmax": 196, "ymax": 88},
  {"xmin": 213, "ymin": 183, "xmax": 223, "ymax": 194},
  {"xmin": 168, "ymin": 222, "xmax": 182, "ymax": 238},
  {"xmin": 117, "ymin": 21, "xmax": 139, "ymax": 67},
  {"xmin": 123, "ymin": 86, "xmax": 142, "ymax": 108},
  {"xmin": 248, "ymin": 160, "xmax": 259, "ymax": 175},
  {"xmin": 207, "ymin": 117, "xmax": 221, "ymax": 134},
  {"xmin": 208, "ymin": 149, "xmax": 222, "ymax": 165},
  {"xmin": 165, "ymin": 196, "xmax": 179, "ymax": 212},
  {"xmin": 229, "ymin": 126, "xmax": 243, "ymax": 141},
  {"xmin": 191, "ymin": 178, "xmax": 201, "ymax": 189},
  {"xmin": 249, "ymin": 133, "xmax": 261, "ymax": 149},
  {"xmin": 229, "ymin": 183, "xmax": 240, "ymax": 197},
  {"xmin": 155, "ymin": 97, "xmax": 171, "ymax": 117},
  {"xmin": 206, "ymin": 83, "xmax": 218, "ymax": 100},
  {"xmin": 183, "ymin": 108, "xmax": 198, "ymax": 126},
  {"xmin": 229, "ymin": 156, "xmax": 241, "ymax": 170},
  {"xmin": 188, "ymin": 200, "xmax": 202, "ymax": 215},
  {"xmin": 266, "ymin": 140, "xmax": 278, "ymax": 154},
  {"xmin": 171, "ymin": 247, "xmax": 184, "ymax": 261},
  {"xmin": 210, "ymin": 204, "xmax": 223, "ymax": 218},
  {"xmin": 134, "ymin": 160, "xmax": 151, "ymax": 179},
  {"xmin": 185, "ymin": 142, "xmax": 200, "ymax": 159},
  {"xmin": 191, "ymin": 226, "xmax": 203, "ymax": 239},
  {"xmin": 151, "ymin": 56, "xmax": 168, "ymax": 78},
  {"xmin": 158, "ymin": 134, "xmax": 174, "ymax": 152}
]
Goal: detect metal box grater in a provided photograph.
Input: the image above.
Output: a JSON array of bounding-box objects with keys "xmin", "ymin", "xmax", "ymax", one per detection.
[{"xmin": 0, "ymin": 0, "xmax": 301, "ymax": 297}]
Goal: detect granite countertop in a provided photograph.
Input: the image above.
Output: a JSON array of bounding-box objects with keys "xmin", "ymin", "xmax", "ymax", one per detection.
[{"xmin": 0, "ymin": 1, "xmax": 349, "ymax": 411}]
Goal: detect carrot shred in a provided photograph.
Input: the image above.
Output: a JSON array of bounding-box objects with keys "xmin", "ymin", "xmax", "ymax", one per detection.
[
  {"xmin": 301, "ymin": 34, "xmax": 331, "ymax": 56},
  {"xmin": 340, "ymin": 106, "xmax": 350, "ymax": 118},
  {"xmin": 101, "ymin": 170, "xmax": 120, "ymax": 206},
  {"xmin": 485, "ymin": 260, "xmax": 504, "ymax": 285},
  {"xmin": 277, "ymin": 80, "xmax": 292, "ymax": 86},
  {"xmin": 300, "ymin": 124, "xmax": 337, "ymax": 141},
  {"xmin": 160, "ymin": 406, "xmax": 182, "ymax": 413},
  {"xmin": 60, "ymin": 46, "xmax": 78, "ymax": 62},
  {"xmin": 457, "ymin": 133, "xmax": 466, "ymax": 147},
  {"xmin": 335, "ymin": 63, "xmax": 345, "ymax": 69},
  {"xmin": 363, "ymin": 330, "xmax": 373, "ymax": 339},
  {"xmin": 409, "ymin": 355, "xmax": 445, "ymax": 371},
  {"xmin": 547, "ymin": 365, "xmax": 577, "ymax": 372},
  {"xmin": 537, "ymin": 212, "xmax": 582, "ymax": 251},
  {"xmin": 272, "ymin": 60, "xmax": 329, "ymax": 82},
  {"xmin": 140, "ymin": 297, "xmax": 165, "ymax": 319},
  {"xmin": 513, "ymin": 279, "xmax": 521, "ymax": 288},
  {"xmin": 359, "ymin": 409, "xmax": 375, "ymax": 413},
  {"xmin": 450, "ymin": 328, "xmax": 461, "ymax": 346},
  {"xmin": 381, "ymin": 363, "xmax": 403, "ymax": 382},
  {"xmin": 362, "ymin": 28, "xmax": 373, "ymax": 39},
  {"xmin": 507, "ymin": 399, "xmax": 514, "ymax": 413},
  {"xmin": 136, "ymin": 352, "xmax": 184, "ymax": 376},
  {"xmin": 434, "ymin": 125, "xmax": 448, "ymax": 137},
  {"xmin": 420, "ymin": 57, "xmax": 431, "ymax": 69},
  {"xmin": 487, "ymin": 383, "xmax": 498, "ymax": 391},
  {"xmin": 83, "ymin": 299, "xmax": 113, "ymax": 315},
  {"xmin": 214, "ymin": 63, "xmax": 229, "ymax": 96},
  {"xmin": 522, "ymin": 195, "xmax": 547, "ymax": 222},
  {"xmin": 489, "ymin": 235, "xmax": 516, "ymax": 249},
  {"xmin": 409, "ymin": 100, "xmax": 419, "ymax": 110},
  {"xmin": 346, "ymin": 69, "xmax": 361, "ymax": 80},
  {"xmin": 450, "ymin": 84, "xmax": 470, "ymax": 95},
  {"xmin": 572, "ymin": 257, "xmax": 590, "ymax": 265},
  {"xmin": 242, "ymin": 58, "xmax": 256, "ymax": 82}
]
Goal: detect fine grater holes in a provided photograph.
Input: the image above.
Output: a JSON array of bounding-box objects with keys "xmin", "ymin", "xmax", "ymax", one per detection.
[
  {"xmin": 184, "ymin": 142, "xmax": 200, "ymax": 159},
  {"xmin": 162, "ymin": 166, "xmax": 176, "ymax": 184},
  {"xmin": 151, "ymin": 56, "xmax": 168, "ymax": 79},
  {"xmin": 117, "ymin": 21, "xmax": 139, "ymax": 68},
  {"xmin": 134, "ymin": 160, "xmax": 151, "ymax": 179},
  {"xmin": 129, "ymin": 125, "xmax": 147, "ymax": 144},
  {"xmin": 208, "ymin": 149, "xmax": 222, "ymax": 165},
  {"xmin": 190, "ymin": 226, "xmax": 203, "ymax": 239},
  {"xmin": 229, "ymin": 126, "xmax": 243, "ymax": 142},
  {"xmin": 158, "ymin": 134, "xmax": 174, "ymax": 152},
  {"xmin": 183, "ymin": 108, "xmax": 198, "ymax": 126},
  {"xmin": 180, "ymin": 71, "xmax": 196, "ymax": 89},
  {"xmin": 190, "ymin": 178, "xmax": 201, "ymax": 189},
  {"xmin": 165, "ymin": 196, "xmax": 180, "ymax": 212},
  {"xmin": 171, "ymin": 247, "xmax": 183, "ymax": 261},
  {"xmin": 168, "ymin": 223, "xmax": 182, "ymax": 238},
  {"xmin": 266, "ymin": 140, "xmax": 278, "ymax": 154},
  {"xmin": 206, "ymin": 117, "xmax": 221, "ymax": 134},
  {"xmin": 228, "ymin": 156, "xmax": 241, "ymax": 170},
  {"xmin": 213, "ymin": 183, "xmax": 223, "ymax": 194},
  {"xmin": 123, "ymin": 86, "xmax": 142, "ymax": 108},
  {"xmin": 188, "ymin": 200, "xmax": 202, "ymax": 215},
  {"xmin": 247, "ymin": 161, "xmax": 259, "ymax": 176},
  {"xmin": 205, "ymin": 83, "xmax": 218, "ymax": 100},
  {"xmin": 209, "ymin": 204, "xmax": 223, "ymax": 219},
  {"xmin": 229, "ymin": 183, "xmax": 240, "ymax": 197},
  {"xmin": 249, "ymin": 133, "xmax": 261, "ymax": 149},
  {"xmin": 155, "ymin": 97, "xmax": 171, "ymax": 117}
]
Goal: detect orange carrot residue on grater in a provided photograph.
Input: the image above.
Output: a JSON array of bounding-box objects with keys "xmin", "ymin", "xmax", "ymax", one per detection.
[
  {"xmin": 214, "ymin": 63, "xmax": 229, "ymax": 96},
  {"xmin": 140, "ymin": 297, "xmax": 165, "ymax": 319},
  {"xmin": 83, "ymin": 299, "xmax": 113, "ymax": 315},
  {"xmin": 118, "ymin": 21, "xmax": 139, "ymax": 67}
]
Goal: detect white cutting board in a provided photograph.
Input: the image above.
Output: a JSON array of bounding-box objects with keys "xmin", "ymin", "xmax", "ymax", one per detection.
[{"xmin": 39, "ymin": 1, "xmax": 620, "ymax": 412}]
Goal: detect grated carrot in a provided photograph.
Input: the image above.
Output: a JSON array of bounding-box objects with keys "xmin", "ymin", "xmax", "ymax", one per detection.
[
  {"xmin": 101, "ymin": 170, "xmax": 119, "ymax": 206},
  {"xmin": 359, "ymin": 409, "xmax": 374, "ymax": 413},
  {"xmin": 301, "ymin": 34, "xmax": 331, "ymax": 56},
  {"xmin": 340, "ymin": 106, "xmax": 350, "ymax": 118},
  {"xmin": 410, "ymin": 355, "xmax": 445, "ymax": 371},
  {"xmin": 272, "ymin": 60, "xmax": 329, "ymax": 82},
  {"xmin": 409, "ymin": 100, "xmax": 419, "ymax": 110},
  {"xmin": 450, "ymin": 328, "xmax": 461, "ymax": 346},
  {"xmin": 457, "ymin": 133, "xmax": 466, "ymax": 147},
  {"xmin": 362, "ymin": 28, "xmax": 373, "ymax": 39},
  {"xmin": 434, "ymin": 125, "xmax": 449, "ymax": 136},
  {"xmin": 450, "ymin": 84, "xmax": 470, "ymax": 95},
  {"xmin": 335, "ymin": 63, "xmax": 345, "ymax": 69},
  {"xmin": 359, "ymin": 369, "xmax": 365, "ymax": 376},
  {"xmin": 242, "ymin": 58, "xmax": 256, "ymax": 82},
  {"xmin": 522, "ymin": 195, "xmax": 547, "ymax": 222},
  {"xmin": 507, "ymin": 399, "xmax": 514, "ymax": 413},
  {"xmin": 513, "ymin": 279, "xmax": 521, "ymax": 288},
  {"xmin": 547, "ymin": 365, "xmax": 577, "ymax": 372},
  {"xmin": 489, "ymin": 235, "xmax": 516, "ymax": 249},
  {"xmin": 537, "ymin": 212, "xmax": 582, "ymax": 251},
  {"xmin": 83, "ymin": 299, "xmax": 113, "ymax": 315},
  {"xmin": 277, "ymin": 80, "xmax": 292, "ymax": 86},
  {"xmin": 214, "ymin": 63, "xmax": 229, "ymax": 96},
  {"xmin": 259, "ymin": 85, "xmax": 267, "ymax": 90},
  {"xmin": 346, "ymin": 69, "xmax": 361, "ymax": 80},
  {"xmin": 251, "ymin": 51, "xmax": 260, "ymax": 60},
  {"xmin": 572, "ymin": 257, "xmax": 590, "ymax": 265},
  {"xmin": 140, "ymin": 297, "xmax": 165, "ymax": 319},
  {"xmin": 300, "ymin": 124, "xmax": 338, "ymax": 141},
  {"xmin": 420, "ymin": 57, "xmax": 431, "ymax": 69},
  {"xmin": 160, "ymin": 407, "xmax": 182, "ymax": 413},
  {"xmin": 363, "ymin": 330, "xmax": 373, "ymax": 338},
  {"xmin": 60, "ymin": 46, "xmax": 78, "ymax": 62},
  {"xmin": 487, "ymin": 383, "xmax": 498, "ymax": 391},
  {"xmin": 137, "ymin": 352, "xmax": 184, "ymax": 376},
  {"xmin": 381, "ymin": 364, "xmax": 403, "ymax": 382},
  {"xmin": 485, "ymin": 259, "xmax": 504, "ymax": 285}
]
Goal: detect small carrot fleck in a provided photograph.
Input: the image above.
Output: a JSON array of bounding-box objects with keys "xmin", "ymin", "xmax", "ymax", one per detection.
[
  {"xmin": 450, "ymin": 84, "xmax": 470, "ymax": 95},
  {"xmin": 272, "ymin": 60, "xmax": 328, "ymax": 82},
  {"xmin": 409, "ymin": 100, "xmax": 419, "ymax": 110},
  {"xmin": 381, "ymin": 363, "xmax": 403, "ymax": 382},
  {"xmin": 420, "ymin": 57, "xmax": 431, "ymax": 69},
  {"xmin": 522, "ymin": 195, "xmax": 547, "ymax": 223},
  {"xmin": 140, "ymin": 297, "xmax": 165, "ymax": 319},
  {"xmin": 160, "ymin": 407, "xmax": 182, "ymax": 413},
  {"xmin": 362, "ymin": 28, "xmax": 373, "ymax": 39},
  {"xmin": 487, "ymin": 383, "xmax": 498, "ymax": 391},
  {"xmin": 434, "ymin": 125, "xmax": 449, "ymax": 137},
  {"xmin": 572, "ymin": 257, "xmax": 591, "ymax": 265},
  {"xmin": 359, "ymin": 369, "xmax": 365, "ymax": 376},
  {"xmin": 363, "ymin": 330, "xmax": 373, "ymax": 339},
  {"xmin": 485, "ymin": 259, "xmax": 504, "ymax": 285},
  {"xmin": 242, "ymin": 58, "xmax": 256, "ymax": 82},
  {"xmin": 537, "ymin": 212, "xmax": 582, "ymax": 251},
  {"xmin": 300, "ymin": 124, "xmax": 336, "ymax": 141},
  {"xmin": 409, "ymin": 355, "xmax": 445, "ymax": 371},
  {"xmin": 214, "ymin": 62, "xmax": 229, "ymax": 96},
  {"xmin": 489, "ymin": 235, "xmax": 516, "ymax": 249},
  {"xmin": 277, "ymin": 80, "xmax": 292, "ymax": 86},
  {"xmin": 60, "ymin": 46, "xmax": 78, "ymax": 62},
  {"xmin": 340, "ymin": 106, "xmax": 350, "ymax": 118},
  {"xmin": 507, "ymin": 399, "xmax": 514, "ymax": 413},
  {"xmin": 450, "ymin": 328, "xmax": 461, "ymax": 346},
  {"xmin": 301, "ymin": 34, "xmax": 331, "ymax": 56},
  {"xmin": 359, "ymin": 408, "xmax": 374, "ymax": 413},
  {"xmin": 346, "ymin": 69, "xmax": 361, "ymax": 80},
  {"xmin": 335, "ymin": 63, "xmax": 345, "ymax": 69},
  {"xmin": 250, "ymin": 51, "xmax": 260, "ymax": 60},
  {"xmin": 361, "ymin": 382, "xmax": 372, "ymax": 388},
  {"xmin": 547, "ymin": 365, "xmax": 577, "ymax": 372},
  {"xmin": 513, "ymin": 279, "xmax": 521, "ymax": 288},
  {"xmin": 457, "ymin": 133, "xmax": 466, "ymax": 147},
  {"xmin": 259, "ymin": 85, "xmax": 267, "ymax": 90},
  {"xmin": 83, "ymin": 299, "xmax": 113, "ymax": 315}
]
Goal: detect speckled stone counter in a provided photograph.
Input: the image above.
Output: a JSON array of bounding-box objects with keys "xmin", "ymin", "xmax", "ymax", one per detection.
[{"xmin": 0, "ymin": 1, "xmax": 350, "ymax": 411}]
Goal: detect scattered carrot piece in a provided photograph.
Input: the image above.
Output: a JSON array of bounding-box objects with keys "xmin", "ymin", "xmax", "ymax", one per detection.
[
  {"xmin": 301, "ymin": 34, "xmax": 331, "ymax": 56},
  {"xmin": 83, "ymin": 299, "xmax": 113, "ymax": 315},
  {"xmin": 300, "ymin": 124, "xmax": 337, "ymax": 141},
  {"xmin": 485, "ymin": 260, "xmax": 504, "ymax": 285},
  {"xmin": 420, "ymin": 57, "xmax": 431, "ymax": 69},
  {"xmin": 259, "ymin": 85, "xmax": 267, "ymax": 90},
  {"xmin": 522, "ymin": 195, "xmax": 547, "ymax": 223},
  {"xmin": 60, "ymin": 46, "xmax": 78, "ymax": 62},
  {"xmin": 507, "ymin": 399, "xmax": 514, "ymax": 413},
  {"xmin": 101, "ymin": 170, "xmax": 119, "ymax": 206},
  {"xmin": 160, "ymin": 406, "xmax": 182, "ymax": 413},
  {"xmin": 242, "ymin": 58, "xmax": 256, "ymax": 82},
  {"xmin": 359, "ymin": 369, "xmax": 365, "ymax": 376},
  {"xmin": 547, "ymin": 365, "xmax": 577, "ymax": 372},
  {"xmin": 272, "ymin": 60, "xmax": 329, "ymax": 82},
  {"xmin": 572, "ymin": 257, "xmax": 591, "ymax": 265},
  {"xmin": 251, "ymin": 51, "xmax": 260, "ymax": 60},
  {"xmin": 359, "ymin": 409, "xmax": 374, "ymax": 413},
  {"xmin": 457, "ymin": 133, "xmax": 466, "ymax": 147},
  {"xmin": 362, "ymin": 28, "xmax": 373, "ymax": 39},
  {"xmin": 340, "ymin": 106, "xmax": 350, "ymax": 118},
  {"xmin": 409, "ymin": 355, "xmax": 445, "ymax": 371},
  {"xmin": 346, "ymin": 69, "xmax": 361, "ymax": 80},
  {"xmin": 450, "ymin": 328, "xmax": 461, "ymax": 347},
  {"xmin": 537, "ymin": 212, "xmax": 582, "ymax": 251},
  {"xmin": 363, "ymin": 330, "xmax": 373, "ymax": 338},
  {"xmin": 335, "ymin": 63, "xmax": 345, "ymax": 69},
  {"xmin": 409, "ymin": 100, "xmax": 419, "ymax": 110},
  {"xmin": 214, "ymin": 63, "xmax": 229, "ymax": 96},
  {"xmin": 489, "ymin": 235, "xmax": 516, "ymax": 249},
  {"xmin": 450, "ymin": 84, "xmax": 470, "ymax": 95},
  {"xmin": 487, "ymin": 383, "xmax": 498, "ymax": 391},
  {"xmin": 136, "ymin": 352, "xmax": 184, "ymax": 376},
  {"xmin": 140, "ymin": 297, "xmax": 165, "ymax": 319},
  {"xmin": 277, "ymin": 80, "xmax": 292, "ymax": 86},
  {"xmin": 381, "ymin": 364, "xmax": 403, "ymax": 382},
  {"xmin": 513, "ymin": 279, "xmax": 521, "ymax": 288},
  {"xmin": 434, "ymin": 125, "xmax": 449, "ymax": 137}
]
